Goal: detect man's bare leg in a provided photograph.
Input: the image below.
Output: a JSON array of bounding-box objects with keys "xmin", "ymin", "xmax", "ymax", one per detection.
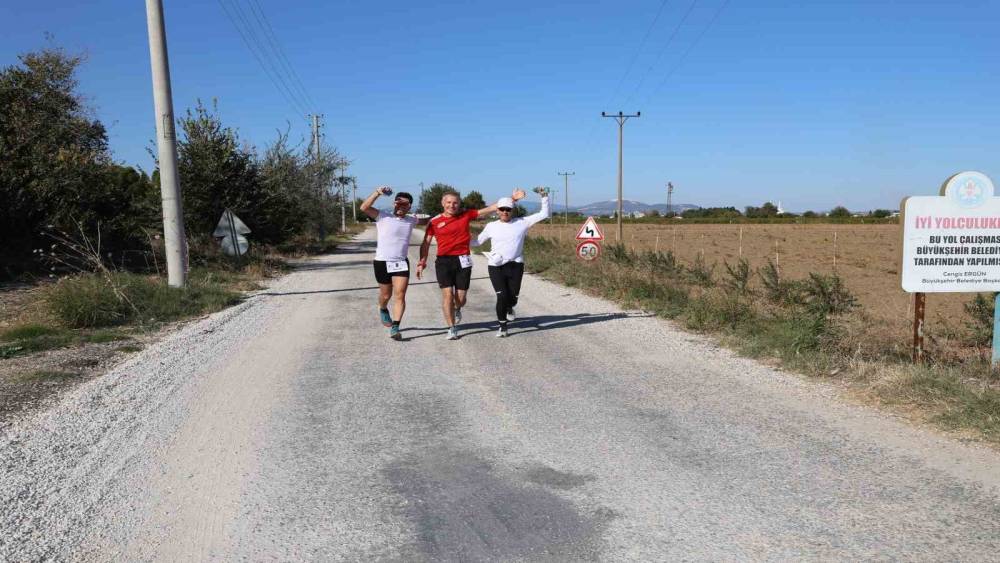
[
  {"xmin": 391, "ymin": 276, "xmax": 409, "ymax": 322},
  {"xmin": 441, "ymin": 287, "xmax": 456, "ymax": 327},
  {"xmin": 378, "ymin": 283, "xmax": 392, "ymax": 310}
]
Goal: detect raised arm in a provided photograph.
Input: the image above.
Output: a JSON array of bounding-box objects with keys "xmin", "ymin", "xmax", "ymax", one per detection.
[
  {"xmin": 522, "ymin": 195, "xmax": 551, "ymax": 227},
  {"xmin": 359, "ymin": 186, "xmax": 388, "ymax": 220}
]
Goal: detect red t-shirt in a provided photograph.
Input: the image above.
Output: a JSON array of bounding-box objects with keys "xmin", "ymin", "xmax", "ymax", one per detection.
[{"xmin": 425, "ymin": 209, "xmax": 480, "ymax": 256}]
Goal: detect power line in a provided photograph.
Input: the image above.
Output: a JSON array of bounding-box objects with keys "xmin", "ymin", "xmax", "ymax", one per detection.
[
  {"xmin": 225, "ymin": 0, "xmax": 312, "ymax": 114},
  {"xmin": 215, "ymin": 0, "xmax": 310, "ymax": 117},
  {"xmin": 245, "ymin": 0, "xmax": 318, "ymax": 111},
  {"xmin": 573, "ymin": 0, "xmax": 674, "ymax": 170},
  {"xmin": 605, "ymin": 0, "xmax": 672, "ymax": 107},
  {"xmin": 621, "ymin": 0, "xmax": 700, "ymax": 107},
  {"xmin": 641, "ymin": 0, "xmax": 732, "ymax": 108}
]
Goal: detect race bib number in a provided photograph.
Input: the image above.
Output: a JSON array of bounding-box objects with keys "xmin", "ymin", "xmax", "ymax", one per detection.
[
  {"xmin": 386, "ymin": 260, "xmax": 408, "ymax": 273},
  {"xmin": 458, "ymin": 255, "xmax": 472, "ymax": 269}
]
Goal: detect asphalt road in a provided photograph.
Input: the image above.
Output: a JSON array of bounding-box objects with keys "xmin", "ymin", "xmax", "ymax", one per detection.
[{"xmin": 2, "ymin": 226, "xmax": 999, "ymax": 561}]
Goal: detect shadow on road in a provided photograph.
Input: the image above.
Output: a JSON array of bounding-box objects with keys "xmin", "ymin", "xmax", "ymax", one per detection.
[
  {"xmin": 401, "ymin": 311, "xmax": 647, "ymax": 341},
  {"xmin": 257, "ymin": 276, "xmax": 491, "ymax": 297}
]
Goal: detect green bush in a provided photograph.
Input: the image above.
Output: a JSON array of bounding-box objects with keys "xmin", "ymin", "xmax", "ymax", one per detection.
[
  {"xmin": 964, "ymin": 293, "xmax": 994, "ymax": 346},
  {"xmin": 45, "ymin": 272, "xmax": 242, "ymax": 328}
]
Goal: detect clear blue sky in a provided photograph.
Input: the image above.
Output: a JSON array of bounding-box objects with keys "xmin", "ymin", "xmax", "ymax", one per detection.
[{"xmin": 3, "ymin": 1, "xmax": 998, "ymax": 212}]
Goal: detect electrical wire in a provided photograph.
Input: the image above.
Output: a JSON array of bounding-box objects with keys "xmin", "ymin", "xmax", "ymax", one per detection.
[
  {"xmin": 641, "ymin": 0, "xmax": 732, "ymax": 108},
  {"xmin": 215, "ymin": 0, "xmax": 310, "ymax": 117},
  {"xmin": 245, "ymin": 0, "xmax": 318, "ymax": 112},
  {"xmin": 621, "ymin": 0, "xmax": 700, "ymax": 107}
]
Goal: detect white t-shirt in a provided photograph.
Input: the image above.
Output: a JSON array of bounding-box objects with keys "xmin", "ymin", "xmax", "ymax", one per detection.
[
  {"xmin": 472, "ymin": 196, "xmax": 550, "ymax": 266},
  {"xmin": 375, "ymin": 210, "xmax": 419, "ymax": 261}
]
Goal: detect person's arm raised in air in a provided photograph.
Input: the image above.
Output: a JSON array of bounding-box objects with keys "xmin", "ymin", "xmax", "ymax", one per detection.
[
  {"xmin": 359, "ymin": 186, "xmax": 391, "ymax": 220},
  {"xmin": 478, "ymin": 188, "xmax": 527, "ymax": 218},
  {"xmin": 521, "ymin": 189, "xmax": 551, "ymax": 227}
]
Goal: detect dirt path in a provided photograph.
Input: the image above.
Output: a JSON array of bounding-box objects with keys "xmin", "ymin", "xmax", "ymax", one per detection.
[{"xmin": 2, "ymin": 227, "xmax": 998, "ymax": 561}]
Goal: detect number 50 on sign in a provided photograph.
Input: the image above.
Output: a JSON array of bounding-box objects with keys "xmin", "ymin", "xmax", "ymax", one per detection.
[{"xmin": 576, "ymin": 240, "xmax": 601, "ymax": 261}]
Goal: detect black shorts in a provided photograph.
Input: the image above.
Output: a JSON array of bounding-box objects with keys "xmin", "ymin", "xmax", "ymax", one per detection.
[
  {"xmin": 373, "ymin": 259, "xmax": 410, "ymax": 285},
  {"xmin": 435, "ymin": 255, "xmax": 472, "ymax": 290}
]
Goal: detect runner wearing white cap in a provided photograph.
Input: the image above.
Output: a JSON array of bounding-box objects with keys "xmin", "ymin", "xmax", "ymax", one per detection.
[
  {"xmin": 360, "ymin": 186, "xmax": 428, "ymax": 340},
  {"xmin": 471, "ymin": 187, "xmax": 550, "ymax": 337}
]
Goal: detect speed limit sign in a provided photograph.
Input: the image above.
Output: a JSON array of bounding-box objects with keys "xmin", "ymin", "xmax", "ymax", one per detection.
[{"xmin": 576, "ymin": 240, "xmax": 601, "ymax": 261}]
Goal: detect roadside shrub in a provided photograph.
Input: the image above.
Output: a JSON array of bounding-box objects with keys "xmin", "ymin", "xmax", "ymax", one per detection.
[
  {"xmin": 760, "ymin": 260, "xmax": 805, "ymax": 306},
  {"xmin": 685, "ymin": 254, "xmax": 715, "ymax": 287},
  {"xmin": 722, "ymin": 258, "xmax": 753, "ymax": 297},
  {"xmin": 605, "ymin": 243, "xmax": 633, "ymax": 266},
  {"xmin": 802, "ymin": 273, "xmax": 858, "ymax": 316},
  {"xmin": 964, "ymin": 293, "xmax": 994, "ymax": 346},
  {"xmin": 46, "ymin": 272, "xmax": 241, "ymax": 328},
  {"xmin": 638, "ymin": 249, "xmax": 680, "ymax": 277}
]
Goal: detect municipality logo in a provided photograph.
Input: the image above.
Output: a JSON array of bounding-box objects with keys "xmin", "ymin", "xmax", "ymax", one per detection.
[{"xmin": 947, "ymin": 172, "xmax": 992, "ymax": 209}]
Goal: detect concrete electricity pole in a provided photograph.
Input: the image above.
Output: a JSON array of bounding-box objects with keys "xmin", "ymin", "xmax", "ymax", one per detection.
[
  {"xmin": 340, "ymin": 163, "xmax": 347, "ymax": 232},
  {"xmin": 601, "ymin": 111, "xmax": 640, "ymax": 242},
  {"xmin": 145, "ymin": 0, "xmax": 188, "ymax": 288},
  {"xmin": 352, "ymin": 179, "xmax": 357, "ymax": 222},
  {"xmin": 310, "ymin": 114, "xmax": 325, "ymax": 239},
  {"xmin": 419, "ymin": 182, "xmax": 425, "ymax": 214},
  {"xmin": 558, "ymin": 171, "xmax": 575, "ymax": 225},
  {"xmin": 667, "ymin": 181, "xmax": 674, "ymax": 216}
]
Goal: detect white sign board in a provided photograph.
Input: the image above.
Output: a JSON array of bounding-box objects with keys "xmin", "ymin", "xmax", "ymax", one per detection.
[{"xmin": 901, "ymin": 171, "xmax": 1000, "ymax": 292}]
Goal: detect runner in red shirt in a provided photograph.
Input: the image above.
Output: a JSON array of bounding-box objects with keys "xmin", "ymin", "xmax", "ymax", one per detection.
[{"xmin": 417, "ymin": 188, "xmax": 525, "ymax": 340}]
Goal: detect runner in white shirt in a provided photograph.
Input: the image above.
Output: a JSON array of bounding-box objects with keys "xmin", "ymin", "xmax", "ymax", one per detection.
[
  {"xmin": 471, "ymin": 188, "xmax": 550, "ymax": 337},
  {"xmin": 360, "ymin": 186, "xmax": 428, "ymax": 340}
]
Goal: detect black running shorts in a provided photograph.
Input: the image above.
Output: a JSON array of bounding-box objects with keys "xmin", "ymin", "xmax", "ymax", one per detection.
[
  {"xmin": 435, "ymin": 255, "xmax": 472, "ymax": 290},
  {"xmin": 373, "ymin": 259, "xmax": 410, "ymax": 285}
]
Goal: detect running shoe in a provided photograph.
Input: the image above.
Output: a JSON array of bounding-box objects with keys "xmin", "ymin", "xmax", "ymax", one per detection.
[
  {"xmin": 390, "ymin": 325, "xmax": 402, "ymax": 340},
  {"xmin": 506, "ymin": 308, "xmax": 516, "ymax": 322},
  {"xmin": 379, "ymin": 308, "xmax": 392, "ymax": 327},
  {"xmin": 446, "ymin": 327, "xmax": 459, "ymax": 340},
  {"xmin": 454, "ymin": 307, "xmax": 462, "ymax": 324},
  {"xmin": 496, "ymin": 325, "xmax": 508, "ymax": 338}
]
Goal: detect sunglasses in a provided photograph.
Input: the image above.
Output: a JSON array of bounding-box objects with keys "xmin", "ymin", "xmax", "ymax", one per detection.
[
  {"xmin": 394, "ymin": 199, "xmax": 411, "ymax": 206},
  {"xmin": 498, "ymin": 207, "xmax": 513, "ymax": 212}
]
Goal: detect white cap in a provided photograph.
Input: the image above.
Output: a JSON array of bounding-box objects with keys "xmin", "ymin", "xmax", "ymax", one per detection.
[{"xmin": 497, "ymin": 197, "xmax": 514, "ymax": 209}]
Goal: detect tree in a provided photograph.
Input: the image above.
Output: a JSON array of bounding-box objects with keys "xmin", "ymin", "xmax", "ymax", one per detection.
[
  {"xmin": 647, "ymin": 209, "xmax": 661, "ymax": 218},
  {"xmin": 461, "ymin": 190, "xmax": 486, "ymax": 210},
  {"xmin": 828, "ymin": 206, "xmax": 851, "ymax": 218},
  {"xmin": 871, "ymin": 209, "xmax": 892, "ymax": 218},
  {"xmin": 419, "ymin": 183, "xmax": 459, "ymax": 215},
  {"xmin": 0, "ymin": 47, "xmax": 154, "ymax": 276},
  {"xmin": 512, "ymin": 204, "xmax": 527, "ymax": 218},
  {"xmin": 745, "ymin": 201, "xmax": 779, "ymax": 218},
  {"xmin": 802, "ymin": 210, "xmax": 818, "ymax": 218}
]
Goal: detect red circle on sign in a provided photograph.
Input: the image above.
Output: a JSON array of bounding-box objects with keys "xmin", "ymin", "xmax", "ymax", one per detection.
[{"xmin": 576, "ymin": 240, "xmax": 601, "ymax": 261}]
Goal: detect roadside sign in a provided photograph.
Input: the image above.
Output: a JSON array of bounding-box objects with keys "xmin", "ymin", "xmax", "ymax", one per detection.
[
  {"xmin": 901, "ymin": 171, "xmax": 1000, "ymax": 293},
  {"xmin": 575, "ymin": 216, "xmax": 605, "ymax": 241},
  {"xmin": 576, "ymin": 240, "xmax": 601, "ymax": 261}
]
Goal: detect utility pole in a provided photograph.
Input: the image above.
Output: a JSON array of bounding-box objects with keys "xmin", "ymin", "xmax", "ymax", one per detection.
[
  {"xmin": 667, "ymin": 181, "xmax": 674, "ymax": 216},
  {"xmin": 558, "ymin": 171, "xmax": 575, "ymax": 225},
  {"xmin": 601, "ymin": 111, "xmax": 640, "ymax": 242},
  {"xmin": 419, "ymin": 182, "xmax": 425, "ymax": 214},
  {"xmin": 340, "ymin": 162, "xmax": 347, "ymax": 232},
  {"xmin": 547, "ymin": 187, "xmax": 559, "ymax": 224},
  {"xmin": 352, "ymin": 179, "xmax": 357, "ymax": 222},
  {"xmin": 310, "ymin": 114, "xmax": 326, "ymax": 239},
  {"xmin": 145, "ymin": 0, "xmax": 188, "ymax": 288}
]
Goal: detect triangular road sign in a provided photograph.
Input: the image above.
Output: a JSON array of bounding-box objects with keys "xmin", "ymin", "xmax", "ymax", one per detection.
[{"xmin": 575, "ymin": 216, "xmax": 605, "ymax": 241}]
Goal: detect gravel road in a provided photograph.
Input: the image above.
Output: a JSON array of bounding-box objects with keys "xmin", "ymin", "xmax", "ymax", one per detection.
[{"xmin": 2, "ymin": 226, "xmax": 999, "ymax": 561}]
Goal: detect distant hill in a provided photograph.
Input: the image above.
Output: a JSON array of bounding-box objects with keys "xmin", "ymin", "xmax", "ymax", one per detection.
[{"xmin": 517, "ymin": 199, "xmax": 699, "ymax": 215}]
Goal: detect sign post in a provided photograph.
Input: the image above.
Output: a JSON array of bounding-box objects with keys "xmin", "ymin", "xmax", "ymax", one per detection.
[
  {"xmin": 575, "ymin": 216, "xmax": 605, "ymax": 261},
  {"xmin": 901, "ymin": 171, "xmax": 1000, "ymax": 363}
]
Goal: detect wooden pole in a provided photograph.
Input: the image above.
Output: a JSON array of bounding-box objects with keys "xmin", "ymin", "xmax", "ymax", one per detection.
[{"xmin": 912, "ymin": 292, "xmax": 926, "ymax": 363}]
